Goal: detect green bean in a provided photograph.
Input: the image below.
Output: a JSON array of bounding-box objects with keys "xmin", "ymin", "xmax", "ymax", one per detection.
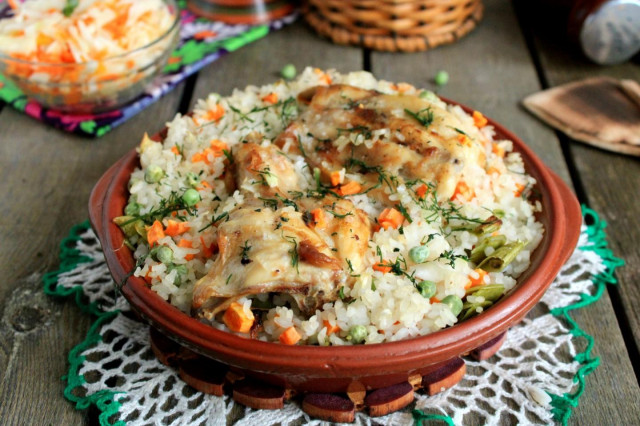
[
  {"xmin": 466, "ymin": 284, "xmax": 505, "ymax": 301},
  {"xmin": 134, "ymin": 219, "xmax": 147, "ymax": 240},
  {"xmin": 459, "ymin": 300, "xmax": 493, "ymax": 321},
  {"xmin": 348, "ymin": 325, "xmax": 367, "ymax": 344},
  {"xmin": 113, "ymin": 216, "xmax": 138, "ymax": 238},
  {"xmin": 470, "ymin": 235, "xmax": 507, "ymax": 264},
  {"xmin": 473, "ymin": 215, "xmax": 502, "ymax": 236},
  {"xmin": 478, "ymin": 240, "xmax": 526, "ymax": 272}
]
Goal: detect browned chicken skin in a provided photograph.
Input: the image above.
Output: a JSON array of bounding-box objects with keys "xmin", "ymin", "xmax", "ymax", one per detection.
[{"xmin": 193, "ymin": 84, "xmax": 484, "ymax": 320}]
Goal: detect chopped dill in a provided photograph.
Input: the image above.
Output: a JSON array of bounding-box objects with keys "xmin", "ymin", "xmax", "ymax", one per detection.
[
  {"xmin": 405, "ymin": 107, "xmax": 434, "ymax": 128},
  {"xmin": 198, "ymin": 211, "xmax": 229, "ymax": 232}
]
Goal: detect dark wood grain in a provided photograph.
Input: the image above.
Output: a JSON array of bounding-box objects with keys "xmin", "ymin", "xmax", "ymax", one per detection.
[
  {"xmin": 0, "ymin": 84, "xmax": 186, "ymax": 425},
  {"xmin": 189, "ymin": 22, "xmax": 363, "ymax": 102},
  {"xmin": 511, "ymin": 1, "xmax": 640, "ymax": 424},
  {"xmin": 372, "ymin": 0, "xmax": 640, "ymax": 424}
]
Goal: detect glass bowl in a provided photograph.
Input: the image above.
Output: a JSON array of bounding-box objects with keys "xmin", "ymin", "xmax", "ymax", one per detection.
[{"xmin": 0, "ymin": 0, "xmax": 180, "ymax": 114}]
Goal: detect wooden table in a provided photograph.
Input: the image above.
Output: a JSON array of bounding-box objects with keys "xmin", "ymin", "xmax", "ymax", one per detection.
[{"xmin": 1, "ymin": 0, "xmax": 638, "ymax": 423}]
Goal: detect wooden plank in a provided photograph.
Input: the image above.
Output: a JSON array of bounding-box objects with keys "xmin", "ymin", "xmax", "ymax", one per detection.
[
  {"xmin": 371, "ymin": 0, "xmax": 570, "ymax": 184},
  {"xmin": 189, "ymin": 21, "xmax": 363, "ymax": 103},
  {"xmin": 372, "ymin": 0, "xmax": 640, "ymax": 424},
  {"xmin": 512, "ymin": 1, "xmax": 640, "ymax": 424},
  {"xmin": 519, "ymin": 0, "xmax": 640, "ymax": 355},
  {"xmin": 0, "ymin": 84, "xmax": 186, "ymax": 425}
]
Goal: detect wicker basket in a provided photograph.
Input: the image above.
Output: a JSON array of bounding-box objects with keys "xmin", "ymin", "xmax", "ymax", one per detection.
[{"xmin": 303, "ymin": 0, "xmax": 484, "ymax": 52}]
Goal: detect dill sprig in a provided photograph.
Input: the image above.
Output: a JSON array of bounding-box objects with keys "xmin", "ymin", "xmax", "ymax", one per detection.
[
  {"xmin": 284, "ymin": 235, "xmax": 299, "ymax": 273},
  {"xmin": 405, "ymin": 107, "xmax": 434, "ymax": 128}
]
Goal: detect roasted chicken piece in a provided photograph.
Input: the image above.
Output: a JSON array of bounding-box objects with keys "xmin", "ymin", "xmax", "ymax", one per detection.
[
  {"xmin": 234, "ymin": 142, "xmax": 300, "ymax": 197},
  {"xmin": 277, "ymin": 84, "xmax": 486, "ymax": 200},
  {"xmin": 193, "ymin": 204, "xmax": 347, "ymax": 319},
  {"xmin": 193, "ymin": 144, "xmax": 370, "ymax": 319}
]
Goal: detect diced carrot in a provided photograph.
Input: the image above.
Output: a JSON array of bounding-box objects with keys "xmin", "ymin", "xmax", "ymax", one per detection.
[
  {"xmin": 200, "ymin": 236, "xmax": 215, "ymax": 258},
  {"xmin": 415, "ymin": 184, "xmax": 428, "ymax": 199},
  {"xmin": 457, "ymin": 134, "xmax": 471, "ymax": 146},
  {"xmin": 191, "ymin": 151, "xmax": 210, "ymax": 164},
  {"xmin": 396, "ymin": 82, "xmax": 414, "ymax": 93},
  {"xmin": 466, "ymin": 268, "xmax": 488, "ymax": 289},
  {"xmin": 486, "ymin": 166, "xmax": 501, "ymax": 176},
  {"xmin": 314, "ymin": 68, "xmax": 332, "ymax": 85},
  {"xmin": 279, "ymin": 326, "xmax": 301, "ymax": 345},
  {"xmin": 223, "ymin": 302, "xmax": 255, "ymax": 333},
  {"xmin": 378, "ymin": 208, "xmax": 404, "ymax": 230},
  {"xmin": 311, "ymin": 208, "xmax": 326, "ymax": 229},
  {"xmin": 146, "ymin": 220, "xmax": 165, "ymax": 247},
  {"xmin": 338, "ymin": 181, "xmax": 362, "ymax": 196},
  {"xmin": 323, "ymin": 320, "xmax": 340, "ymax": 336},
  {"xmin": 196, "ymin": 180, "xmax": 211, "ymax": 191},
  {"xmin": 170, "ymin": 146, "xmax": 180, "ymax": 156},
  {"xmin": 210, "ymin": 139, "xmax": 228, "ymax": 152},
  {"xmin": 164, "ymin": 220, "xmax": 190, "ymax": 237},
  {"xmin": 473, "ymin": 111, "xmax": 488, "ymax": 128},
  {"xmin": 373, "ymin": 262, "xmax": 392, "ymax": 273},
  {"xmin": 450, "ymin": 180, "xmax": 475, "ymax": 201},
  {"xmin": 204, "ymin": 104, "xmax": 225, "ymax": 122},
  {"xmin": 429, "ymin": 296, "xmax": 440, "ymax": 304},
  {"xmin": 8, "ymin": 0, "xmax": 18, "ymax": 10},
  {"xmin": 178, "ymin": 239, "xmax": 195, "ymax": 260},
  {"xmin": 514, "ymin": 183, "xmax": 526, "ymax": 197},
  {"xmin": 144, "ymin": 270, "xmax": 153, "ymax": 285},
  {"xmin": 330, "ymin": 170, "xmax": 342, "ymax": 187},
  {"xmin": 492, "ymin": 143, "xmax": 505, "ymax": 158},
  {"xmin": 193, "ymin": 30, "xmax": 218, "ymax": 40},
  {"xmin": 261, "ymin": 92, "xmax": 278, "ymax": 104}
]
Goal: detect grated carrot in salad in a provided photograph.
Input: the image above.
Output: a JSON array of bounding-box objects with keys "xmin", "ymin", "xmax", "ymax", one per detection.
[{"xmin": 0, "ymin": 0, "xmax": 176, "ymax": 106}]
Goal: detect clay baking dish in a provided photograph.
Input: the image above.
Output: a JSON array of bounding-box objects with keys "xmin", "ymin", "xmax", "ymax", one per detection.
[{"xmin": 89, "ymin": 101, "xmax": 582, "ymax": 394}]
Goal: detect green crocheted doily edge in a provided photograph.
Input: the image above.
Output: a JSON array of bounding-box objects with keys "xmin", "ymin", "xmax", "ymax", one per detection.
[
  {"xmin": 46, "ymin": 207, "xmax": 624, "ymax": 426},
  {"xmin": 414, "ymin": 206, "xmax": 624, "ymax": 425}
]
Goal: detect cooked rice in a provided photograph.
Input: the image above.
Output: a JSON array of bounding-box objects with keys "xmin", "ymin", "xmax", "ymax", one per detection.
[{"xmin": 125, "ymin": 68, "xmax": 543, "ymax": 345}]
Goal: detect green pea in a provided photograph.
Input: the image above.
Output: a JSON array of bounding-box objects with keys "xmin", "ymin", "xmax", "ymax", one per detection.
[
  {"xmin": 434, "ymin": 70, "xmax": 449, "ymax": 86},
  {"xmin": 348, "ymin": 325, "xmax": 367, "ymax": 344},
  {"xmin": 281, "ymin": 63, "xmax": 297, "ymax": 80},
  {"xmin": 156, "ymin": 246, "xmax": 173, "ymax": 264},
  {"xmin": 144, "ymin": 165, "xmax": 164, "ymax": 183},
  {"xmin": 409, "ymin": 245, "xmax": 430, "ymax": 263},
  {"xmin": 186, "ymin": 172, "xmax": 200, "ymax": 188},
  {"xmin": 168, "ymin": 264, "xmax": 188, "ymax": 286},
  {"xmin": 441, "ymin": 295, "xmax": 463, "ymax": 316},
  {"xmin": 124, "ymin": 201, "xmax": 141, "ymax": 216},
  {"xmin": 417, "ymin": 280, "xmax": 437, "ymax": 299},
  {"xmin": 182, "ymin": 188, "xmax": 200, "ymax": 207},
  {"xmin": 418, "ymin": 90, "xmax": 438, "ymax": 102}
]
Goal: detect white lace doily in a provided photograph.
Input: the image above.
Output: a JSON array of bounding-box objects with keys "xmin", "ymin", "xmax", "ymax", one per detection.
[{"xmin": 49, "ymin": 215, "xmax": 617, "ymax": 426}]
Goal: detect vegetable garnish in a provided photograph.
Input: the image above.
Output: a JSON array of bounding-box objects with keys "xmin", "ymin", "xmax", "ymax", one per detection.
[{"xmin": 63, "ymin": 0, "xmax": 79, "ymax": 17}]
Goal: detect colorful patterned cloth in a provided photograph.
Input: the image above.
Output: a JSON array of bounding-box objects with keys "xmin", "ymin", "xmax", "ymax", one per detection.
[{"xmin": 0, "ymin": 3, "xmax": 297, "ymax": 137}]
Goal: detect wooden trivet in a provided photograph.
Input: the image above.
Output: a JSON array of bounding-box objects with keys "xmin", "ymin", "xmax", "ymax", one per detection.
[{"xmin": 149, "ymin": 327, "xmax": 508, "ymax": 422}]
